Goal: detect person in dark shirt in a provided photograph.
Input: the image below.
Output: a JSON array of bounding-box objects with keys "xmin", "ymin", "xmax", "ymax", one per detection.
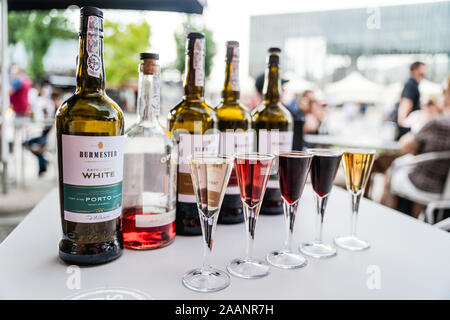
[{"xmin": 397, "ymin": 61, "xmax": 426, "ymax": 138}]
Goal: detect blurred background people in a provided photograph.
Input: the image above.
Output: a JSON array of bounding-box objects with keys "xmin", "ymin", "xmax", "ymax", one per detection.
[
  {"xmin": 403, "ymin": 96, "xmax": 442, "ymax": 134},
  {"xmin": 23, "ymin": 91, "xmax": 61, "ymax": 176},
  {"xmin": 9, "ymin": 65, "xmax": 32, "ymax": 119},
  {"xmin": 287, "ymin": 89, "xmax": 327, "ymax": 134},
  {"xmin": 381, "ymin": 94, "xmax": 450, "ymax": 217},
  {"xmin": 396, "ymin": 61, "xmax": 426, "ymax": 138}
]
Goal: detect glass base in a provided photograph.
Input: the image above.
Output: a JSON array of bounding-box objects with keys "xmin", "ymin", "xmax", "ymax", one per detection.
[
  {"xmin": 334, "ymin": 235, "xmax": 370, "ymax": 251},
  {"xmin": 266, "ymin": 250, "xmax": 308, "ymax": 269},
  {"xmin": 227, "ymin": 258, "xmax": 270, "ymax": 279},
  {"xmin": 182, "ymin": 267, "xmax": 230, "ymax": 293},
  {"xmin": 299, "ymin": 242, "xmax": 337, "ymax": 259}
]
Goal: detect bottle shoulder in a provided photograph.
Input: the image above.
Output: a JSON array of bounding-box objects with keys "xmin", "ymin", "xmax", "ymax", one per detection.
[
  {"xmin": 125, "ymin": 123, "xmax": 176, "ymax": 148},
  {"xmin": 251, "ymin": 102, "xmax": 293, "ymax": 123},
  {"xmin": 56, "ymin": 92, "xmax": 124, "ymax": 122},
  {"xmin": 168, "ymin": 99, "xmax": 218, "ymax": 122},
  {"xmin": 215, "ymin": 101, "xmax": 252, "ymax": 121}
]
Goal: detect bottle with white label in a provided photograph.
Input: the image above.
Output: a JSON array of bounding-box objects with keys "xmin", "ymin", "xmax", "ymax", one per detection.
[
  {"xmin": 167, "ymin": 32, "xmax": 219, "ymax": 235},
  {"xmin": 216, "ymin": 41, "xmax": 253, "ymax": 224},
  {"xmin": 122, "ymin": 53, "xmax": 177, "ymax": 249},
  {"xmin": 252, "ymin": 47, "xmax": 294, "ymax": 215},
  {"xmin": 56, "ymin": 7, "xmax": 124, "ymax": 264}
]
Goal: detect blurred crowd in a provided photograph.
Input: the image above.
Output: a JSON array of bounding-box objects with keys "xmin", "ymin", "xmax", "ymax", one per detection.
[
  {"xmin": 3, "ymin": 62, "xmax": 450, "ymax": 221},
  {"xmin": 8, "ymin": 65, "xmax": 62, "ymax": 176}
]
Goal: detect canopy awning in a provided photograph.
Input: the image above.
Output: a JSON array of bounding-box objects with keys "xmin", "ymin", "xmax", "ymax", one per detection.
[
  {"xmin": 7, "ymin": 0, "xmax": 204, "ymax": 14},
  {"xmin": 324, "ymin": 71, "xmax": 386, "ymax": 104}
]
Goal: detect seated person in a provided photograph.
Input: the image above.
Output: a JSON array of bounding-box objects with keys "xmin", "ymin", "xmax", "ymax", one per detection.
[
  {"xmin": 402, "ymin": 96, "xmax": 442, "ymax": 134},
  {"xmin": 381, "ymin": 105, "xmax": 450, "ymax": 217}
]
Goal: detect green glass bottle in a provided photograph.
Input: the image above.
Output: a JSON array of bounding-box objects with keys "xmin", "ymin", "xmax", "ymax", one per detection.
[
  {"xmin": 216, "ymin": 41, "xmax": 253, "ymax": 224},
  {"xmin": 252, "ymin": 47, "xmax": 293, "ymax": 215},
  {"xmin": 167, "ymin": 32, "xmax": 219, "ymax": 235},
  {"xmin": 56, "ymin": 7, "xmax": 124, "ymax": 264}
]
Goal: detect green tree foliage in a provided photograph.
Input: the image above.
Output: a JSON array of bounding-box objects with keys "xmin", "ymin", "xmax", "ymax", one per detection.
[
  {"xmin": 8, "ymin": 10, "xmax": 74, "ymax": 81},
  {"xmin": 103, "ymin": 20, "xmax": 151, "ymax": 86},
  {"xmin": 174, "ymin": 16, "xmax": 216, "ymax": 79}
]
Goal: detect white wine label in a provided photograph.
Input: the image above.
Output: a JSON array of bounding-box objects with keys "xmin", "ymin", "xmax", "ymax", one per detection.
[
  {"xmin": 231, "ymin": 46, "xmax": 240, "ymax": 91},
  {"xmin": 220, "ymin": 131, "xmax": 254, "ymax": 195},
  {"xmin": 62, "ymin": 134, "xmax": 124, "ymax": 223},
  {"xmin": 258, "ymin": 130, "xmax": 293, "ymax": 189},
  {"xmin": 258, "ymin": 130, "xmax": 293, "ymax": 155},
  {"xmin": 177, "ymin": 133, "xmax": 219, "ymax": 203},
  {"xmin": 193, "ymin": 38, "xmax": 205, "ymax": 87},
  {"xmin": 152, "ymin": 73, "xmax": 161, "ymax": 116},
  {"xmin": 135, "ymin": 209, "xmax": 175, "ymax": 228},
  {"xmin": 86, "ymin": 16, "xmax": 102, "ymax": 78},
  {"xmin": 220, "ymin": 131, "xmax": 254, "ymax": 156}
]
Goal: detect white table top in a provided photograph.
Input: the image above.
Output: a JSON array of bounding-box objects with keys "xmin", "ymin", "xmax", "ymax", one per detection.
[
  {"xmin": 0, "ymin": 186, "xmax": 449, "ymax": 300},
  {"xmin": 304, "ymin": 134, "xmax": 400, "ymax": 151}
]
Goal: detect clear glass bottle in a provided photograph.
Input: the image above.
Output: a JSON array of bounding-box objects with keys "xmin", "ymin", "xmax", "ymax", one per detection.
[{"xmin": 122, "ymin": 53, "xmax": 177, "ymax": 249}]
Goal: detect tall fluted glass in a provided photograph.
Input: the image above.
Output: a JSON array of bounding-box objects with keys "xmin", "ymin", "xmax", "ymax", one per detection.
[
  {"xmin": 227, "ymin": 153, "xmax": 274, "ymax": 279},
  {"xmin": 182, "ymin": 155, "xmax": 233, "ymax": 292},
  {"xmin": 334, "ymin": 149, "xmax": 375, "ymax": 251}
]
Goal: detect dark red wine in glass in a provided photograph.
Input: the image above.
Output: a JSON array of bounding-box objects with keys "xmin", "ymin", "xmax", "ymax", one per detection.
[
  {"xmin": 267, "ymin": 151, "xmax": 313, "ymax": 269},
  {"xmin": 310, "ymin": 150, "xmax": 342, "ymax": 197},
  {"xmin": 228, "ymin": 153, "xmax": 274, "ymax": 279},
  {"xmin": 279, "ymin": 152, "xmax": 312, "ymax": 204},
  {"xmin": 300, "ymin": 149, "xmax": 342, "ymax": 259},
  {"xmin": 235, "ymin": 155, "xmax": 274, "ymax": 207}
]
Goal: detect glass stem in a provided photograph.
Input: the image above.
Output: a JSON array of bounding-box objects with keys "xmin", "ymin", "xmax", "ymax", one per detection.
[
  {"xmin": 243, "ymin": 202, "xmax": 260, "ymax": 261},
  {"xmin": 350, "ymin": 193, "xmax": 362, "ymax": 237},
  {"xmin": 283, "ymin": 200, "xmax": 298, "ymax": 251},
  {"xmin": 314, "ymin": 194, "xmax": 328, "ymax": 243},
  {"xmin": 200, "ymin": 213, "xmax": 218, "ymax": 272}
]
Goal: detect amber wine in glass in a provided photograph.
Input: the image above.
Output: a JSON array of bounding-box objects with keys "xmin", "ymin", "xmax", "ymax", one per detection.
[{"xmin": 334, "ymin": 149, "xmax": 375, "ymax": 251}]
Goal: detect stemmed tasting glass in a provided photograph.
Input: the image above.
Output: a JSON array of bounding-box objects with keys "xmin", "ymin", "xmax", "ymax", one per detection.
[
  {"xmin": 182, "ymin": 154, "xmax": 233, "ymax": 292},
  {"xmin": 334, "ymin": 149, "xmax": 376, "ymax": 251},
  {"xmin": 267, "ymin": 151, "xmax": 313, "ymax": 269},
  {"xmin": 300, "ymin": 149, "xmax": 342, "ymax": 259},
  {"xmin": 227, "ymin": 153, "xmax": 275, "ymax": 279}
]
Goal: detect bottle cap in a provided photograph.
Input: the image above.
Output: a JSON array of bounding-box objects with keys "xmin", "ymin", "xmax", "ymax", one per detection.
[
  {"xmin": 140, "ymin": 53, "xmax": 159, "ymax": 75},
  {"xmin": 80, "ymin": 6, "xmax": 103, "ymax": 18},
  {"xmin": 226, "ymin": 41, "xmax": 239, "ymax": 47},
  {"xmin": 187, "ymin": 32, "xmax": 205, "ymax": 39},
  {"xmin": 140, "ymin": 53, "xmax": 159, "ymax": 60},
  {"xmin": 268, "ymin": 47, "xmax": 281, "ymax": 53}
]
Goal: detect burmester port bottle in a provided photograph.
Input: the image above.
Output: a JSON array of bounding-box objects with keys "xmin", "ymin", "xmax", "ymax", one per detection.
[{"xmin": 56, "ymin": 7, "xmax": 124, "ymax": 265}]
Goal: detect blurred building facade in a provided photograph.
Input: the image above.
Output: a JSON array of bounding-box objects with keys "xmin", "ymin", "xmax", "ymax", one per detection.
[{"xmin": 249, "ymin": 1, "xmax": 450, "ymax": 84}]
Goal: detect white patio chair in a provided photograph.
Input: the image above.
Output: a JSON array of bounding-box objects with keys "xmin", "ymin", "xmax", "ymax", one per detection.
[{"xmin": 390, "ymin": 150, "xmax": 450, "ymax": 227}]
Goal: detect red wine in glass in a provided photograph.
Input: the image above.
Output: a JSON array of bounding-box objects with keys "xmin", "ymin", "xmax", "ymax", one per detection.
[
  {"xmin": 235, "ymin": 155, "xmax": 274, "ymax": 207},
  {"xmin": 267, "ymin": 151, "xmax": 313, "ymax": 269},
  {"xmin": 310, "ymin": 150, "xmax": 342, "ymax": 197},
  {"xmin": 228, "ymin": 153, "xmax": 274, "ymax": 279},
  {"xmin": 279, "ymin": 152, "xmax": 312, "ymax": 204}
]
